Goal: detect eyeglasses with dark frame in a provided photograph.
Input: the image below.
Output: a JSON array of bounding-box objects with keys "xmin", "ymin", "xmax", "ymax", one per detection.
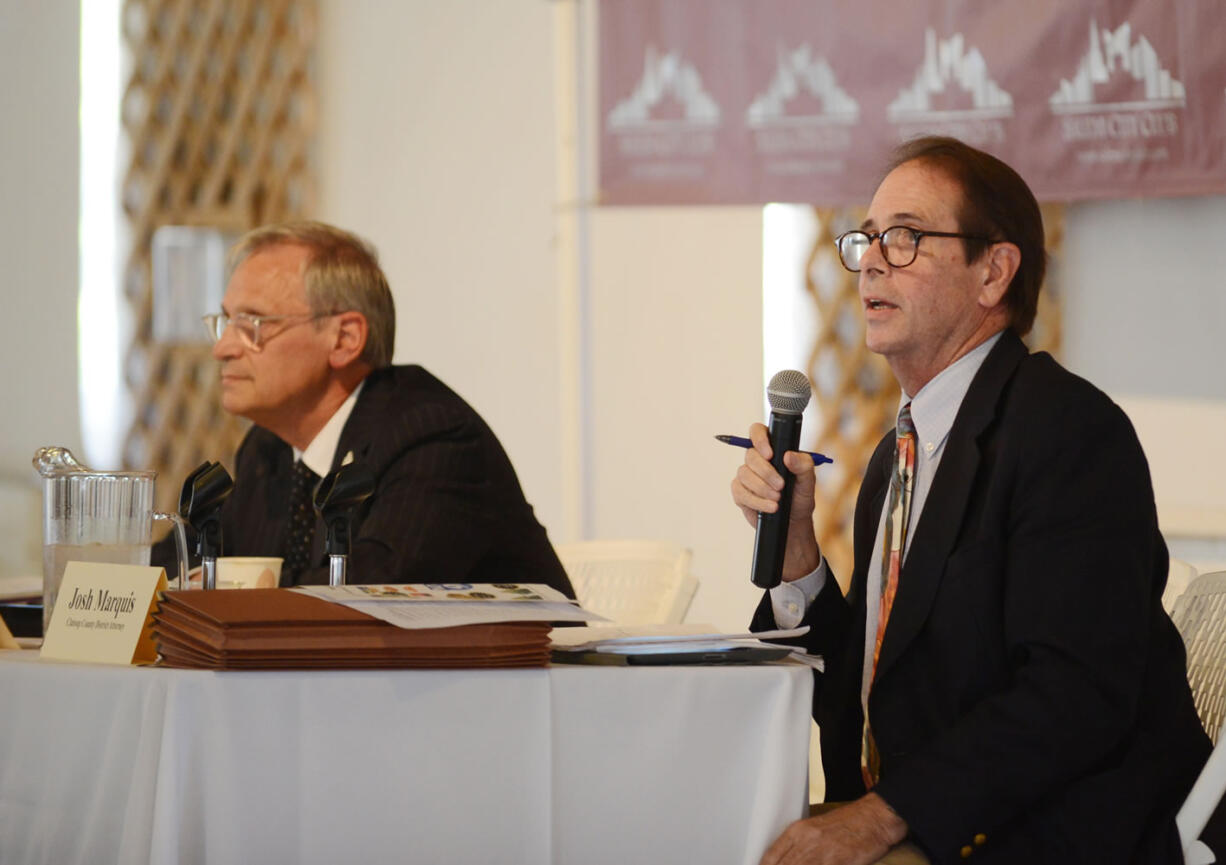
[
  {"xmin": 833, "ymin": 225, "xmax": 993, "ymax": 272},
  {"xmin": 202, "ymin": 311, "xmax": 335, "ymax": 351}
]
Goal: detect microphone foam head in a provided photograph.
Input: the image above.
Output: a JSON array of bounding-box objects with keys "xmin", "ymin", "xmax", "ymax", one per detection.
[{"xmin": 767, "ymin": 369, "xmax": 812, "ymax": 415}]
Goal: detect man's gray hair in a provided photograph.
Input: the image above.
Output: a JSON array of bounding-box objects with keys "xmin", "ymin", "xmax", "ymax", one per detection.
[{"xmin": 229, "ymin": 221, "xmax": 396, "ymax": 368}]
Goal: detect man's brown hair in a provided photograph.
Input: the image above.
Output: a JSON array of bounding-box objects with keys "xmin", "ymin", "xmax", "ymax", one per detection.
[{"xmin": 885, "ymin": 136, "xmax": 1046, "ymax": 336}]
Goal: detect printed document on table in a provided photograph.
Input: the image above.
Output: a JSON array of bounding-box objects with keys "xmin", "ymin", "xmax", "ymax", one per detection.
[
  {"xmin": 295, "ymin": 583, "xmax": 574, "ymax": 603},
  {"xmin": 292, "ymin": 583, "xmax": 607, "ymax": 629}
]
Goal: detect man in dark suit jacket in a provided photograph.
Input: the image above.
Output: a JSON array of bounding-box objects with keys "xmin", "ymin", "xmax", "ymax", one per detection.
[
  {"xmin": 164, "ymin": 221, "xmax": 571, "ymax": 595},
  {"xmin": 733, "ymin": 138, "xmax": 1208, "ymax": 864}
]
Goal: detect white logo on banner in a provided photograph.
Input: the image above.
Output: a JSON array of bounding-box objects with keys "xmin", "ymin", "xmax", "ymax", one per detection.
[
  {"xmin": 745, "ymin": 44, "xmax": 859, "ymax": 174},
  {"xmin": 607, "ymin": 46, "xmax": 721, "ymax": 129},
  {"xmin": 747, "ymin": 44, "xmax": 859, "ymax": 127},
  {"xmin": 887, "ymin": 29, "xmax": 1012, "ymax": 145},
  {"xmin": 1052, "ymin": 20, "xmax": 1185, "ymax": 112},
  {"xmin": 1051, "ymin": 19, "xmax": 1182, "ymax": 163},
  {"xmin": 606, "ymin": 46, "xmax": 721, "ymax": 179}
]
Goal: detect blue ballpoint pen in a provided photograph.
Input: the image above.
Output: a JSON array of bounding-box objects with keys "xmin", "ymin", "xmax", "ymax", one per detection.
[{"xmin": 714, "ymin": 435, "xmax": 833, "ymax": 466}]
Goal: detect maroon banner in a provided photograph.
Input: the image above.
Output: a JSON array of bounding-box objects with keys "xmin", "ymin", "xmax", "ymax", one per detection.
[{"xmin": 598, "ymin": 0, "xmax": 1226, "ymax": 205}]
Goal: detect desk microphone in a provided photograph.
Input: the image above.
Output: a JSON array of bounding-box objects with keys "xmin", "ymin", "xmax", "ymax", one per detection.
[
  {"xmin": 313, "ymin": 461, "xmax": 375, "ymax": 586},
  {"xmin": 750, "ymin": 370, "xmax": 812, "ymax": 589},
  {"xmin": 179, "ymin": 461, "xmax": 234, "ymax": 590}
]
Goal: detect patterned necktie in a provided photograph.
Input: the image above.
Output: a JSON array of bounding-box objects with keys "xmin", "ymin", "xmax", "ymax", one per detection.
[
  {"xmin": 284, "ymin": 460, "xmax": 320, "ymax": 580},
  {"xmin": 862, "ymin": 401, "xmax": 917, "ymax": 788}
]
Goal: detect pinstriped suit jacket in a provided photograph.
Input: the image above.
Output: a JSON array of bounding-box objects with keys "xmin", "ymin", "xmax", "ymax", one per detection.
[{"xmin": 164, "ymin": 365, "xmax": 572, "ymax": 596}]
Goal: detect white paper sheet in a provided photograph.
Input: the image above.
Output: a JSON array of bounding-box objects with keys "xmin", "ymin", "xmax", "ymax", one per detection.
[
  {"xmin": 549, "ymin": 625, "xmax": 823, "ymax": 669},
  {"xmin": 549, "ymin": 625, "xmax": 809, "ymax": 650}
]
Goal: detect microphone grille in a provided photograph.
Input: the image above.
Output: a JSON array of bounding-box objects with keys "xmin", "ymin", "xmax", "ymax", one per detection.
[{"xmin": 767, "ymin": 369, "xmax": 812, "ymax": 415}]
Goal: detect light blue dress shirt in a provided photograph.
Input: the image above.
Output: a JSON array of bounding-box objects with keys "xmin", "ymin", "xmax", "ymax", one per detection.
[{"xmin": 768, "ymin": 331, "xmax": 1004, "ymax": 713}]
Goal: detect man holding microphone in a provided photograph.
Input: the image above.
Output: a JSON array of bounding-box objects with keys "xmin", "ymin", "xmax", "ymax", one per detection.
[{"xmin": 733, "ymin": 137, "xmax": 1208, "ymax": 864}]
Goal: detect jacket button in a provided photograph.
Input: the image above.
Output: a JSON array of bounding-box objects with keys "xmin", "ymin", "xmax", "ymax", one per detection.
[
  {"xmin": 960, "ymin": 845, "xmax": 974, "ymax": 858},
  {"xmin": 974, "ymin": 833, "xmax": 987, "ymax": 846}
]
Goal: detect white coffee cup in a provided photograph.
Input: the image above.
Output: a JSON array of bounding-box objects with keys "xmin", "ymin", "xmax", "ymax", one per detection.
[{"xmin": 215, "ymin": 557, "xmax": 283, "ymax": 589}]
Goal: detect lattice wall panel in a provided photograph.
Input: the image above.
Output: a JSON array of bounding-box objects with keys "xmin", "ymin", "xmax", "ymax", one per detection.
[
  {"xmin": 119, "ymin": 0, "xmax": 316, "ymax": 514},
  {"xmin": 803, "ymin": 204, "xmax": 1065, "ymax": 586},
  {"xmin": 805, "ymin": 207, "xmax": 895, "ymax": 584},
  {"xmin": 1030, "ymin": 203, "xmax": 1065, "ymax": 359}
]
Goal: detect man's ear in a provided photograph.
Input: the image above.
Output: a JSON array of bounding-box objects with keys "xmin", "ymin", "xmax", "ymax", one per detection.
[
  {"xmin": 328, "ymin": 311, "xmax": 369, "ymax": 369},
  {"xmin": 978, "ymin": 242, "xmax": 1020, "ymax": 310}
]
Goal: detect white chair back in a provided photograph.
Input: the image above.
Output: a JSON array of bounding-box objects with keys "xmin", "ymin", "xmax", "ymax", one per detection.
[
  {"xmin": 1172, "ymin": 571, "xmax": 1226, "ymax": 743},
  {"xmin": 1171, "ymin": 570, "xmax": 1226, "ymax": 863},
  {"xmin": 555, "ymin": 540, "xmax": 697, "ymax": 625},
  {"xmin": 1165, "ymin": 558, "xmax": 1200, "ymax": 615}
]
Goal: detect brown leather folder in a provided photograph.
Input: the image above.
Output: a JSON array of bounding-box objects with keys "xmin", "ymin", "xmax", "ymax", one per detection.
[{"xmin": 153, "ymin": 589, "xmax": 551, "ymax": 670}]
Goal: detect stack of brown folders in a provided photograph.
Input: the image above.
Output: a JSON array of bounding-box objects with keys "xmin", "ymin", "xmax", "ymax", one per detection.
[{"xmin": 152, "ymin": 589, "xmax": 551, "ymax": 670}]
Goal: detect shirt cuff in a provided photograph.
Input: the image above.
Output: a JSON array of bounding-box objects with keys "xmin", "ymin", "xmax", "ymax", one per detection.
[{"xmin": 769, "ymin": 560, "xmax": 827, "ymax": 629}]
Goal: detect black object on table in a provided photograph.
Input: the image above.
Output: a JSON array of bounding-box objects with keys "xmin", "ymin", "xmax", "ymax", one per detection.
[{"xmin": 0, "ymin": 602, "xmax": 42, "ymax": 638}]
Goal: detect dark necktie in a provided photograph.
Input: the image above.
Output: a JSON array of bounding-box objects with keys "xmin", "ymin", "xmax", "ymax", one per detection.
[
  {"xmin": 862, "ymin": 401, "xmax": 917, "ymax": 788},
  {"xmin": 284, "ymin": 459, "xmax": 320, "ymax": 579}
]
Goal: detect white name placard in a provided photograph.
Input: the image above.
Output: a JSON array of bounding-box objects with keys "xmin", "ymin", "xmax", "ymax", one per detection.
[{"xmin": 41, "ymin": 561, "xmax": 166, "ymax": 665}]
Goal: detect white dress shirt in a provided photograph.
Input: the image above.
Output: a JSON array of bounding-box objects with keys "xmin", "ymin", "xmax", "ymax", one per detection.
[{"xmin": 294, "ymin": 380, "xmax": 366, "ymax": 476}]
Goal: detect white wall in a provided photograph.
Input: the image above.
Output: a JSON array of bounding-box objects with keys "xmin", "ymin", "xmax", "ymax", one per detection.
[
  {"xmin": 0, "ymin": 1, "xmax": 81, "ymax": 474},
  {"xmin": 587, "ymin": 206, "xmax": 765, "ymax": 626},
  {"xmin": 314, "ymin": 2, "xmax": 767, "ymax": 627},
  {"xmin": 315, "ymin": 0, "xmax": 568, "ymax": 541},
  {"xmin": 1059, "ymin": 196, "xmax": 1226, "ymax": 571},
  {"xmin": 0, "ymin": 1, "xmax": 81, "ymax": 576},
  {"xmin": 1061, "ymin": 196, "xmax": 1226, "ymax": 402}
]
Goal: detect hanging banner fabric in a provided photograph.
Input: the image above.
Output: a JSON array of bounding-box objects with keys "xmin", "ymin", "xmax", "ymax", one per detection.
[{"xmin": 598, "ymin": 0, "xmax": 1226, "ymax": 205}]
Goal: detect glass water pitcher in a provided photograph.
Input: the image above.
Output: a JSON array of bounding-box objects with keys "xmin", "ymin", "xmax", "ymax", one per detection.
[{"xmin": 32, "ymin": 446, "xmax": 190, "ymax": 634}]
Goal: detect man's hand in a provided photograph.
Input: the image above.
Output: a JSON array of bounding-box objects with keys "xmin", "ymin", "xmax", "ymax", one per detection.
[
  {"xmin": 760, "ymin": 794, "xmax": 909, "ymax": 865},
  {"xmin": 730, "ymin": 422, "xmax": 821, "ymax": 581}
]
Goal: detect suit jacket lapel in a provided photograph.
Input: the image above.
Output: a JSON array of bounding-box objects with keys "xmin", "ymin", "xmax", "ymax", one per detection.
[
  {"xmin": 850, "ymin": 434, "xmax": 895, "ymax": 610},
  {"xmin": 874, "ymin": 331, "xmax": 1028, "ymax": 680},
  {"xmin": 837, "ymin": 432, "xmax": 894, "ymax": 694}
]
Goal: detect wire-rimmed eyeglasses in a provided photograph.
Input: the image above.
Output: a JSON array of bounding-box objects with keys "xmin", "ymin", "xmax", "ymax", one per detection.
[
  {"xmin": 202, "ymin": 311, "xmax": 333, "ymax": 351},
  {"xmin": 834, "ymin": 226, "xmax": 992, "ymax": 272}
]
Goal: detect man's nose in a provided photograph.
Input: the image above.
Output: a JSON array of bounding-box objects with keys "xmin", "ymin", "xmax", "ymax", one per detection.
[
  {"xmin": 212, "ymin": 322, "xmax": 243, "ymax": 359},
  {"xmin": 858, "ymin": 234, "xmax": 889, "ymax": 274}
]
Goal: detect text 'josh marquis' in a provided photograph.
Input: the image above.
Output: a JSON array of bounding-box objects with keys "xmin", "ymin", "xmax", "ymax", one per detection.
[{"xmin": 65, "ymin": 586, "xmax": 139, "ymax": 619}]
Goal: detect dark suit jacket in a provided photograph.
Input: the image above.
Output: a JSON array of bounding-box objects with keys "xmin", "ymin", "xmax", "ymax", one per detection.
[
  {"xmin": 161, "ymin": 365, "xmax": 573, "ymax": 596},
  {"xmin": 753, "ymin": 331, "xmax": 1208, "ymax": 864}
]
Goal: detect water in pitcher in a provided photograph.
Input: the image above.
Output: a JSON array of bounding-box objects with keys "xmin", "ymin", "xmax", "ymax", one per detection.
[{"xmin": 42, "ymin": 542, "xmax": 151, "ymax": 633}]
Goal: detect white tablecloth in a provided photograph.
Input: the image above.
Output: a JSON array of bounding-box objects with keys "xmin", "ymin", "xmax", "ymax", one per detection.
[{"xmin": 0, "ymin": 651, "xmax": 812, "ymax": 865}]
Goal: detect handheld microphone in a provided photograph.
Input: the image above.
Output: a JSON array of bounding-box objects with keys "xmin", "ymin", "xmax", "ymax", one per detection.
[{"xmin": 750, "ymin": 369, "xmax": 812, "ymax": 589}]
